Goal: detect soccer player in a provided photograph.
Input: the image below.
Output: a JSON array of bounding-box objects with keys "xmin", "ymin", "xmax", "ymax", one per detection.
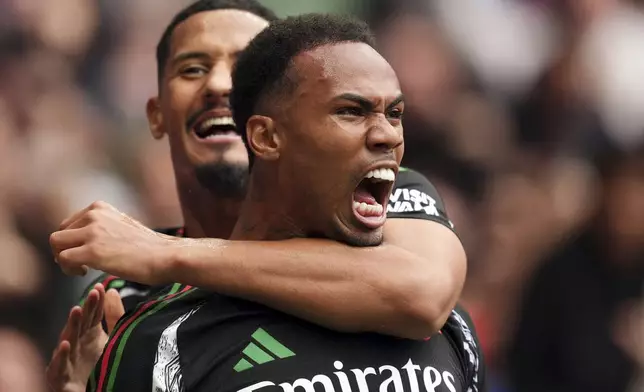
[
  {"xmin": 52, "ymin": 13, "xmax": 484, "ymax": 392},
  {"xmin": 52, "ymin": 0, "xmax": 463, "ymax": 344}
]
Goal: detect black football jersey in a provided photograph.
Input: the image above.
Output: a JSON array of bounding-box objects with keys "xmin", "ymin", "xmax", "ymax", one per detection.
[
  {"xmin": 88, "ymin": 286, "xmax": 483, "ymax": 392},
  {"xmin": 80, "ymin": 167, "xmax": 483, "ymax": 391}
]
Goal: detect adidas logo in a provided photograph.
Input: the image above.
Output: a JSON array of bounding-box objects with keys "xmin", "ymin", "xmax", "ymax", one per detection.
[{"xmin": 234, "ymin": 328, "xmax": 295, "ymax": 372}]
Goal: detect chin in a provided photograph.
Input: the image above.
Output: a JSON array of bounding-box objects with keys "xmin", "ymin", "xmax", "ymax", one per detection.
[
  {"xmin": 335, "ymin": 226, "xmax": 384, "ymax": 247},
  {"xmin": 352, "ymin": 232, "xmax": 384, "ymax": 247},
  {"xmin": 330, "ymin": 214, "xmax": 384, "ymax": 247},
  {"xmin": 188, "ymin": 142, "xmax": 248, "ymax": 165}
]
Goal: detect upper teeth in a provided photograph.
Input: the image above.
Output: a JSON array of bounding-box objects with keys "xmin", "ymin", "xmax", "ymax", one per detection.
[
  {"xmin": 364, "ymin": 168, "xmax": 396, "ymax": 182},
  {"xmin": 199, "ymin": 116, "xmax": 235, "ymax": 131}
]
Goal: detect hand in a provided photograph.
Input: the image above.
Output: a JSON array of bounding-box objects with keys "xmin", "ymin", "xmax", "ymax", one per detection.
[
  {"xmin": 45, "ymin": 284, "xmax": 125, "ymax": 392},
  {"xmin": 49, "ymin": 201, "xmax": 175, "ymax": 285}
]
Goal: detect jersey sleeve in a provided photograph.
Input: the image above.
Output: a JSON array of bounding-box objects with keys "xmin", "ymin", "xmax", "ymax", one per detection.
[
  {"xmin": 77, "ymin": 272, "xmax": 156, "ymax": 333},
  {"xmin": 444, "ymin": 304, "xmax": 487, "ymax": 392},
  {"xmin": 78, "ymin": 272, "xmax": 128, "ymax": 306},
  {"xmin": 386, "ymin": 167, "xmax": 456, "ymax": 231}
]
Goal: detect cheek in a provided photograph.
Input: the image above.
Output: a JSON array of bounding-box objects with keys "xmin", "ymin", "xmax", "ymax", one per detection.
[
  {"xmin": 306, "ymin": 119, "xmax": 364, "ymax": 160},
  {"xmin": 166, "ymin": 83, "xmax": 199, "ymax": 123},
  {"xmin": 396, "ymin": 139, "xmax": 405, "ymax": 162},
  {"xmin": 166, "ymin": 130, "xmax": 190, "ymax": 165},
  {"xmin": 284, "ymin": 126, "xmax": 360, "ymax": 203},
  {"xmin": 328, "ymin": 116, "xmax": 356, "ymax": 137},
  {"xmin": 160, "ymin": 100, "xmax": 190, "ymax": 160}
]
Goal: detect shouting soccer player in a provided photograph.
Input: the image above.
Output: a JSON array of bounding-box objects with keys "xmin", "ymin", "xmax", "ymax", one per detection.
[{"xmin": 51, "ymin": 13, "xmax": 484, "ymax": 392}]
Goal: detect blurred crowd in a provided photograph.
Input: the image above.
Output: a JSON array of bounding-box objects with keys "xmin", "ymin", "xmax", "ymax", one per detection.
[{"xmin": 0, "ymin": 0, "xmax": 642, "ymax": 391}]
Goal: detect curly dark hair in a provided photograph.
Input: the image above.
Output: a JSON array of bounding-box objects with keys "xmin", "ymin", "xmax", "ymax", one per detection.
[
  {"xmin": 230, "ymin": 13, "xmax": 376, "ymax": 166},
  {"xmin": 155, "ymin": 0, "xmax": 278, "ymax": 87}
]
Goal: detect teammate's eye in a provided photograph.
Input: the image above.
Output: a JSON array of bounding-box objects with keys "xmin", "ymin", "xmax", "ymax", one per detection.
[
  {"xmin": 180, "ymin": 66, "xmax": 208, "ymax": 77},
  {"xmin": 336, "ymin": 107, "xmax": 364, "ymax": 117}
]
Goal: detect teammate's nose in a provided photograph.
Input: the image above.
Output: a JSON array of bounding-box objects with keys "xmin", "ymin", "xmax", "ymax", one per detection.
[{"xmin": 203, "ymin": 62, "xmax": 232, "ymax": 103}]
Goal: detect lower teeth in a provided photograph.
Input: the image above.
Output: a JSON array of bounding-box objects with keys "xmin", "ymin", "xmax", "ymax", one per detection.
[
  {"xmin": 353, "ymin": 201, "xmax": 384, "ymax": 217},
  {"xmin": 204, "ymin": 132, "xmax": 235, "ymax": 139}
]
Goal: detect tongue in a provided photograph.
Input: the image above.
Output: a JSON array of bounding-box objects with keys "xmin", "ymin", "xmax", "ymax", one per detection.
[{"xmin": 353, "ymin": 188, "xmax": 377, "ymax": 205}]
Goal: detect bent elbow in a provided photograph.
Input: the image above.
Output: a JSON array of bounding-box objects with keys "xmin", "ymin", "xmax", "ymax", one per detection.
[
  {"xmin": 397, "ymin": 302, "xmax": 450, "ymax": 340},
  {"xmin": 389, "ymin": 276, "xmax": 457, "ymax": 340}
]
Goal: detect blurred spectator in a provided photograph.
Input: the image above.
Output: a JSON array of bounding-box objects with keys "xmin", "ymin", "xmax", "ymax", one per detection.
[{"xmin": 508, "ymin": 146, "xmax": 644, "ymax": 392}]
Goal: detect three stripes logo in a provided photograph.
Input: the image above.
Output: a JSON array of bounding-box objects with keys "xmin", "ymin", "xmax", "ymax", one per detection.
[{"xmin": 234, "ymin": 328, "xmax": 295, "ymax": 372}]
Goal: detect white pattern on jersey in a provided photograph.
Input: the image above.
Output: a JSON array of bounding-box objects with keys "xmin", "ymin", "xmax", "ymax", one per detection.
[{"xmin": 152, "ymin": 306, "xmax": 203, "ymax": 392}]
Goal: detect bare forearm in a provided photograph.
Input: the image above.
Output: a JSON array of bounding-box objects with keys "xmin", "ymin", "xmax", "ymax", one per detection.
[{"xmin": 169, "ymin": 238, "xmax": 455, "ymax": 339}]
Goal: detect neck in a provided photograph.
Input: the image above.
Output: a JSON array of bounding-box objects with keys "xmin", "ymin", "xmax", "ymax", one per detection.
[
  {"xmin": 176, "ymin": 178, "xmax": 242, "ymax": 239},
  {"xmin": 230, "ymin": 166, "xmax": 305, "ymax": 241}
]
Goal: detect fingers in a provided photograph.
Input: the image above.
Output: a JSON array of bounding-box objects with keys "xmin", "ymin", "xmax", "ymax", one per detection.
[
  {"xmin": 50, "ymin": 228, "xmax": 89, "ymax": 254},
  {"xmin": 46, "ymin": 340, "xmax": 71, "ymax": 390},
  {"xmin": 58, "ymin": 306, "xmax": 83, "ymax": 344},
  {"xmin": 80, "ymin": 284, "xmax": 105, "ymax": 333},
  {"xmin": 66, "ymin": 307, "xmax": 83, "ymax": 354},
  {"xmin": 91, "ymin": 284, "xmax": 106, "ymax": 328},
  {"xmin": 51, "ymin": 228, "xmax": 91, "ymax": 276},
  {"xmin": 49, "ymin": 229, "xmax": 88, "ymax": 276},
  {"xmin": 59, "ymin": 204, "xmax": 95, "ymax": 230},
  {"xmin": 104, "ymin": 289, "xmax": 125, "ymax": 335},
  {"xmin": 59, "ymin": 201, "xmax": 119, "ymax": 230},
  {"xmin": 56, "ymin": 247, "xmax": 90, "ymax": 276}
]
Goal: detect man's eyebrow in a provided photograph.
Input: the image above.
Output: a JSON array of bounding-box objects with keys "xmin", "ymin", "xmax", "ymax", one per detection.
[
  {"xmin": 334, "ymin": 93, "xmax": 405, "ymax": 111},
  {"xmin": 170, "ymin": 51, "xmax": 210, "ymax": 67},
  {"xmin": 386, "ymin": 94, "xmax": 405, "ymax": 111},
  {"xmin": 334, "ymin": 93, "xmax": 374, "ymax": 111}
]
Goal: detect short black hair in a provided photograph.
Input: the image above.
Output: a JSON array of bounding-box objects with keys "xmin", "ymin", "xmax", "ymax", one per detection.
[
  {"xmin": 155, "ymin": 0, "xmax": 278, "ymax": 87},
  {"xmin": 231, "ymin": 13, "xmax": 376, "ymax": 167}
]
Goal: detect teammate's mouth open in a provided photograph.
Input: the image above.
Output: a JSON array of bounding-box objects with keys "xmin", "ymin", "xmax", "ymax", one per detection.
[
  {"xmin": 193, "ymin": 115, "xmax": 240, "ymax": 142},
  {"xmin": 352, "ymin": 168, "xmax": 396, "ymax": 229},
  {"xmin": 188, "ymin": 109, "xmax": 242, "ymax": 144}
]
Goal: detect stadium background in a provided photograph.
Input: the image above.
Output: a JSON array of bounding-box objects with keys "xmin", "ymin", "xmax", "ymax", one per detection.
[{"xmin": 0, "ymin": 0, "xmax": 642, "ymax": 390}]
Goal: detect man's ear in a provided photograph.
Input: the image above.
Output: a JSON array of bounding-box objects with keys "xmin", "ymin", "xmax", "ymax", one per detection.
[
  {"xmin": 146, "ymin": 97, "xmax": 165, "ymax": 139},
  {"xmin": 245, "ymin": 115, "xmax": 281, "ymax": 162}
]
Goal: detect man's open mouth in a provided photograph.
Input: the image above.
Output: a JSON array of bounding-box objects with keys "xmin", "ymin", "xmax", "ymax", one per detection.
[
  {"xmin": 351, "ymin": 167, "xmax": 396, "ymax": 229},
  {"xmin": 192, "ymin": 116, "xmax": 240, "ymax": 141}
]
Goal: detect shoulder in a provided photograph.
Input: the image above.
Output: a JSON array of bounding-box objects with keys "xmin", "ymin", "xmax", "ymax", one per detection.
[
  {"xmin": 387, "ymin": 167, "xmax": 455, "ymax": 231},
  {"xmin": 392, "ymin": 167, "xmax": 437, "ymax": 190}
]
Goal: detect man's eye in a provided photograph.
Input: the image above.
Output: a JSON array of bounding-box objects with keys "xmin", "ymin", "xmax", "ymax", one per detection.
[
  {"xmin": 337, "ymin": 107, "xmax": 364, "ymax": 117},
  {"xmin": 181, "ymin": 66, "xmax": 207, "ymax": 76},
  {"xmin": 387, "ymin": 109, "xmax": 404, "ymax": 119}
]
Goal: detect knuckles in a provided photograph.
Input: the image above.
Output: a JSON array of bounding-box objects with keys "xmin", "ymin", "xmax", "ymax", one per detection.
[{"xmin": 89, "ymin": 200, "xmax": 110, "ymax": 210}]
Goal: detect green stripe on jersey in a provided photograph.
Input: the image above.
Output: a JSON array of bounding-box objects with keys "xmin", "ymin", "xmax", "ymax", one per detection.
[
  {"xmin": 105, "ymin": 283, "xmax": 194, "ymax": 391},
  {"xmin": 243, "ymin": 342, "xmax": 275, "ymax": 364},
  {"xmin": 252, "ymin": 328, "xmax": 295, "ymax": 358},
  {"xmin": 234, "ymin": 328, "xmax": 296, "ymax": 372},
  {"xmin": 234, "ymin": 358, "xmax": 254, "ymax": 372},
  {"xmin": 108, "ymin": 279, "xmax": 126, "ymax": 289}
]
